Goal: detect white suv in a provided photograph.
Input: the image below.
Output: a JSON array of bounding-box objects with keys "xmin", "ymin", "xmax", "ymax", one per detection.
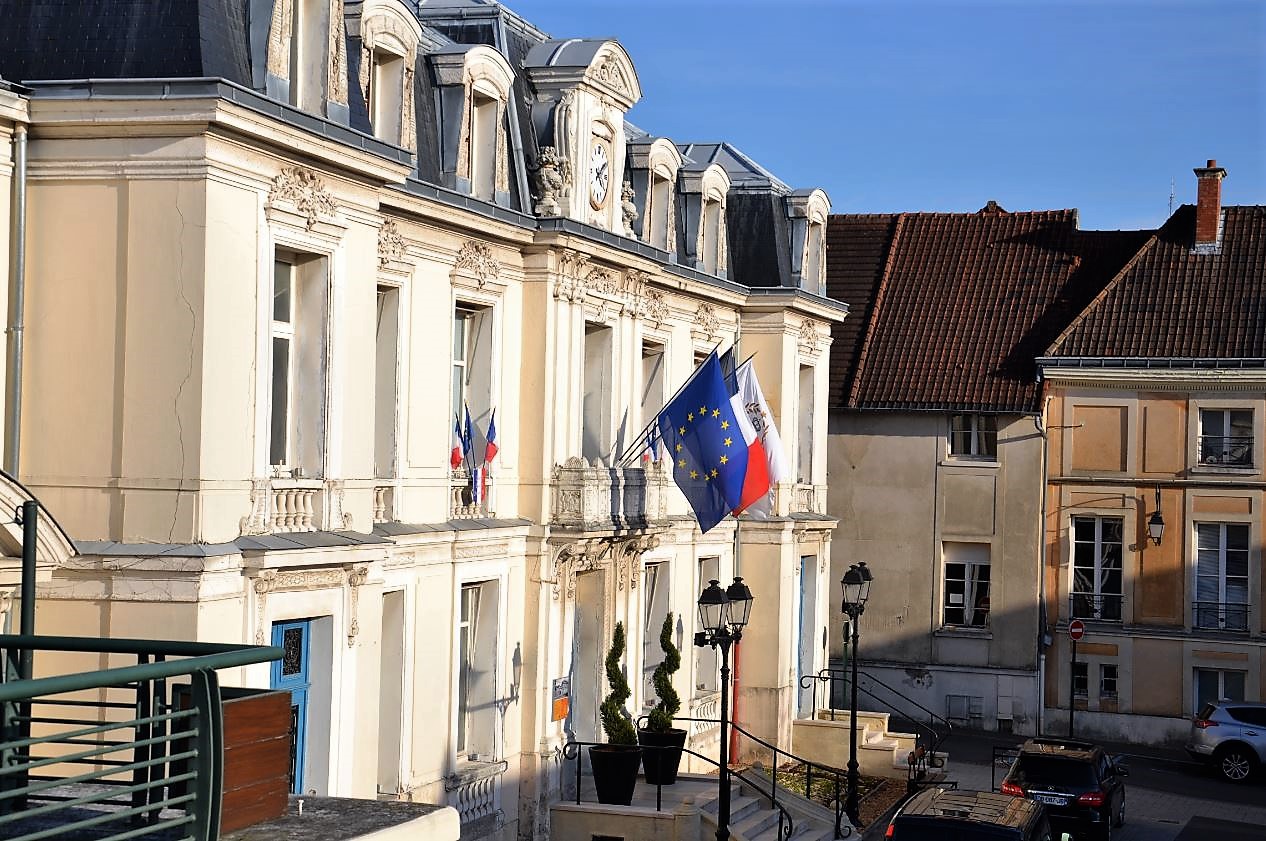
[{"xmin": 1186, "ymin": 701, "xmax": 1266, "ymax": 783}]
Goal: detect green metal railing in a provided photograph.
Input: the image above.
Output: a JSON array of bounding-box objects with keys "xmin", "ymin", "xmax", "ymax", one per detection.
[{"xmin": 0, "ymin": 634, "xmax": 282, "ymax": 841}]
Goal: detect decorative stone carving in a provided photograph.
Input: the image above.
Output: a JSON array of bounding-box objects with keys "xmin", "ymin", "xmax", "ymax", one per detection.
[
  {"xmin": 401, "ymin": 66, "xmax": 416, "ymax": 151},
  {"xmin": 266, "ymin": 0, "xmax": 294, "ymax": 78},
  {"xmin": 588, "ymin": 56, "xmax": 633, "ymax": 98},
  {"xmin": 532, "ymin": 146, "xmax": 567, "ymax": 217},
  {"xmin": 553, "ymin": 250, "xmax": 589, "ymax": 303},
  {"xmin": 253, "ymin": 569, "xmax": 278, "ymax": 645},
  {"xmin": 695, "ymin": 303, "xmax": 720, "ymax": 339},
  {"xmin": 454, "ymin": 241, "xmax": 501, "ymax": 288},
  {"xmin": 346, "ymin": 565, "xmax": 369, "ymax": 647},
  {"xmin": 268, "ymin": 167, "xmax": 337, "ymax": 230},
  {"xmin": 621, "ymin": 181, "xmax": 638, "ymax": 238},
  {"xmin": 582, "ymin": 266, "xmax": 619, "ymax": 296},
  {"xmin": 644, "ymin": 288, "xmax": 669, "ymax": 326},
  {"xmin": 252, "ymin": 565, "xmax": 362, "ymax": 646},
  {"xmin": 799, "ymin": 318, "xmax": 821, "ymax": 355},
  {"xmin": 378, "ymin": 219, "xmax": 406, "ymax": 267},
  {"xmin": 328, "ymin": 0, "xmax": 348, "ymax": 106},
  {"xmin": 240, "ymin": 479, "xmax": 271, "ymax": 536},
  {"xmin": 325, "ymin": 479, "xmax": 353, "ymax": 530}
]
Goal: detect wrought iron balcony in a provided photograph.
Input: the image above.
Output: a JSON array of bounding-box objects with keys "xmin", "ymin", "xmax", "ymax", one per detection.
[
  {"xmin": 549, "ymin": 458, "xmax": 668, "ymax": 532},
  {"xmin": 0, "ymin": 634, "xmax": 282, "ymax": 841},
  {"xmin": 1069, "ymin": 593, "xmax": 1123, "ymax": 622},
  {"xmin": 1199, "ymin": 435, "xmax": 1253, "ymax": 467},
  {"xmin": 1193, "ymin": 601, "xmax": 1250, "ymax": 633}
]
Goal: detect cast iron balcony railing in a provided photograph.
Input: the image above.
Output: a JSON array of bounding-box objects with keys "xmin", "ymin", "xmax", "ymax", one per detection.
[
  {"xmin": 550, "ymin": 458, "xmax": 668, "ymax": 532},
  {"xmin": 1070, "ymin": 593, "xmax": 1123, "ymax": 622},
  {"xmin": 1199, "ymin": 435, "xmax": 1253, "ymax": 467},
  {"xmin": 0, "ymin": 634, "xmax": 281, "ymax": 841},
  {"xmin": 1193, "ymin": 600, "xmax": 1250, "ymax": 633}
]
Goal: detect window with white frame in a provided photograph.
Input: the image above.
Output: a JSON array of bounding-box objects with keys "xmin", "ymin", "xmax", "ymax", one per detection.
[
  {"xmin": 582, "ymin": 323, "xmax": 614, "ymax": 464},
  {"xmin": 797, "ymin": 364, "xmax": 814, "ymax": 483},
  {"xmin": 1100, "ymin": 664, "xmax": 1118, "ymax": 700},
  {"xmin": 1195, "ymin": 668, "xmax": 1245, "ymax": 712},
  {"xmin": 949, "ymin": 414, "xmax": 998, "ymax": 458},
  {"xmin": 641, "ymin": 562, "xmax": 671, "ymax": 706},
  {"xmin": 375, "ymin": 285, "xmax": 400, "ymax": 479},
  {"xmin": 803, "ymin": 221, "xmax": 824, "ymax": 295},
  {"xmin": 368, "ymin": 46, "xmax": 405, "ymax": 143},
  {"xmin": 452, "ymin": 304, "xmax": 494, "ymax": 457},
  {"xmin": 1071, "ymin": 516, "xmax": 1123, "ymax": 621},
  {"xmin": 694, "ymin": 557, "xmax": 720, "ymax": 696},
  {"xmin": 270, "ymin": 253, "xmax": 327, "ymax": 477},
  {"xmin": 470, "ymin": 91, "xmax": 498, "ymax": 201},
  {"xmin": 641, "ymin": 342, "xmax": 666, "ymax": 437},
  {"xmin": 942, "ymin": 542, "xmax": 991, "ymax": 628},
  {"xmin": 456, "ymin": 580, "xmax": 499, "ymax": 761},
  {"xmin": 648, "ymin": 173, "xmax": 672, "ymax": 250},
  {"xmin": 1072, "ymin": 661, "xmax": 1088, "ymax": 699},
  {"xmin": 1199, "ymin": 408, "xmax": 1253, "ymax": 466},
  {"xmin": 702, "ymin": 198, "xmax": 722, "ymax": 275},
  {"xmin": 289, "ymin": 0, "xmax": 330, "ymax": 112},
  {"xmin": 1194, "ymin": 523, "xmax": 1250, "ymax": 631}
]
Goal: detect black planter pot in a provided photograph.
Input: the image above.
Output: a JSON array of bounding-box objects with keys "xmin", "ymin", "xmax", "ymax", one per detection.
[
  {"xmin": 588, "ymin": 745, "xmax": 642, "ymax": 806},
  {"xmin": 637, "ymin": 728, "xmax": 687, "ymax": 786}
]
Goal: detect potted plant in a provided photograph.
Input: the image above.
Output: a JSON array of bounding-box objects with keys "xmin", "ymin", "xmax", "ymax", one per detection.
[
  {"xmin": 638, "ymin": 612, "xmax": 687, "ymax": 785},
  {"xmin": 589, "ymin": 621, "xmax": 642, "ymax": 805}
]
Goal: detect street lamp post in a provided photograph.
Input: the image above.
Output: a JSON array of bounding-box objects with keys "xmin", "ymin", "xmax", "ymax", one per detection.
[
  {"xmin": 695, "ymin": 577, "xmax": 753, "ymax": 841},
  {"xmin": 840, "ymin": 562, "xmax": 874, "ymax": 828}
]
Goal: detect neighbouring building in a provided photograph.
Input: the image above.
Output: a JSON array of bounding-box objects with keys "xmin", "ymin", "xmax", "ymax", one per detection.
[
  {"xmin": 0, "ymin": 2, "xmax": 844, "ymax": 840},
  {"xmin": 1038, "ymin": 162, "xmax": 1266, "ymax": 744},
  {"xmin": 825, "ymin": 204, "xmax": 1146, "ymax": 735}
]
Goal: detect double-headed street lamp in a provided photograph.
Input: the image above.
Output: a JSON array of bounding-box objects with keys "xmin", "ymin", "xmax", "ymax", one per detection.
[
  {"xmin": 695, "ymin": 577, "xmax": 753, "ymax": 841},
  {"xmin": 840, "ymin": 562, "xmax": 874, "ymax": 828}
]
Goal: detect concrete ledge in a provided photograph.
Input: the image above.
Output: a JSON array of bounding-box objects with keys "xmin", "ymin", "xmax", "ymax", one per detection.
[
  {"xmin": 222, "ymin": 795, "xmax": 460, "ymax": 841},
  {"xmin": 551, "ymin": 800, "xmax": 700, "ymax": 841}
]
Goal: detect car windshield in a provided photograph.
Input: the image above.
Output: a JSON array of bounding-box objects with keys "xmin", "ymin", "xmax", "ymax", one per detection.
[
  {"xmin": 891, "ymin": 821, "xmax": 1020, "ymax": 840},
  {"xmin": 1013, "ymin": 756, "xmax": 1097, "ymax": 788}
]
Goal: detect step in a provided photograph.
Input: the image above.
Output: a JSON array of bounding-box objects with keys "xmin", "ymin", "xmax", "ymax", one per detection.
[{"xmin": 731, "ymin": 806, "xmax": 779, "ymax": 839}]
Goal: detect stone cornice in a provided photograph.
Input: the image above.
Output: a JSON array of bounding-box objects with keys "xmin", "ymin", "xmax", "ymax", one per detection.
[{"xmin": 1038, "ymin": 363, "xmax": 1266, "ymax": 392}]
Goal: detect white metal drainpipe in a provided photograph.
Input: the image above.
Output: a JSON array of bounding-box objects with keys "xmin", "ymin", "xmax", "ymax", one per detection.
[{"xmin": 6, "ymin": 122, "xmax": 27, "ymax": 476}]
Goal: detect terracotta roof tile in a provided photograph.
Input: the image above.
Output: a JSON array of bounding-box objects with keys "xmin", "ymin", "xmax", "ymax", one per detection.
[{"xmin": 828, "ymin": 207, "xmax": 1148, "ymax": 412}]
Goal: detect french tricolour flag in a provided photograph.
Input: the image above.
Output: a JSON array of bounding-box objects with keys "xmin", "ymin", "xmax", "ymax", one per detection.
[
  {"xmin": 484, "ymin": 410, "xmax": 498, "ymax": 464},
  {"xmin": 450, "ymin": 418, "xmax": 465, "ymax": 469},
  {"xmin": 735, "ymin": 359, "xmax": 788, "ymax": 517},
  {"xmin": 719, "ymin": 349, "xmax": 772, "ymax": 514}
]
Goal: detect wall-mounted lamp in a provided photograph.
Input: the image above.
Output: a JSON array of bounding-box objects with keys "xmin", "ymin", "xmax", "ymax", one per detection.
[{"xmin": 1147, "ymin": 486, "xmax": 1165, "ymax": 546}]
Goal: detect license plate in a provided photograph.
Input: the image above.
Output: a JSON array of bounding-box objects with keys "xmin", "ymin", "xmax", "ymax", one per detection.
[{"xmin": 1034, "ymin": 795, "xmax": 1067, "ymax": 806}]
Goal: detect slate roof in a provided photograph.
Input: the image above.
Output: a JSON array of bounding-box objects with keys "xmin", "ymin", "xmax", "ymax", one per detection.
[
  {"xmin": 1046, "ymin": 205, "xmax": 1266, "ymax": 360},
  {"xmin": 827, "ymin": 205, "xmax": 1150, "ymax": 412}
]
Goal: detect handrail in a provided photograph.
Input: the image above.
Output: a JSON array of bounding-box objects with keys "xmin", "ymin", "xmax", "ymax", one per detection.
[
  {"xmin": 643, "ymin": 714, "xmax": 853, "ymax": 837},
  {"xmin": 561, "ymin": 739, "xmax": 800, "ymax": 838}
]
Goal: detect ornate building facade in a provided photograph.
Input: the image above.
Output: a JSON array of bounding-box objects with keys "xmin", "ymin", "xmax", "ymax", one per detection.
[{"xmin": 0, "ymin": 2, "xmax": 844, "ymax": 839}]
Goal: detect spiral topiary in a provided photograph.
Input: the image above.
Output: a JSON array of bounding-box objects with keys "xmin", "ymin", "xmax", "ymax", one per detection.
[
  {"xmin": 600, "ymin": 621, "xmax": 637, "ymax": 746},
  {"xmin": 646, "ymin": 612, "xmax": 681, "ymax": 733}
]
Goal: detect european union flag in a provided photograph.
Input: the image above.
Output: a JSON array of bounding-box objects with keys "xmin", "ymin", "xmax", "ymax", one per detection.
[{"xmin": 655, "ymin": 352, "xmax": 751, "ymax": 533}]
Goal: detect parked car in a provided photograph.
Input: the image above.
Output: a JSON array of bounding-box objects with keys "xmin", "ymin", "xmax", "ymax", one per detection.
[
  {"xmin": 1186, "ymin": 700, "xmax": 1266, "ymax": 783},
  {"xmin": 999, "ymin": 738, "xmax": 1127, "ymax": 841},
  {"xmin": 885, "ymin": 787, "xmax": 1071, "ymax": 840}
]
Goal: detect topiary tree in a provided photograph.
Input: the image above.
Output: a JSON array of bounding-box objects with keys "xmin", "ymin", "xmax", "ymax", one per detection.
[
  {"xmin": 646, "ymin": 612, "xmax": 681, "ymax": 733},
  {"xmin": 600, "ymin": 621, "xmax": 637, "ymax": 746}
]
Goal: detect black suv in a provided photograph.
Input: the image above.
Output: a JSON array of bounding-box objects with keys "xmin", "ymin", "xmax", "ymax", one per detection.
[
  {"xmin": 886, "ymin": 788, "xmax": 1067, "ymax": 840},
  {"xmin": 1000, "ymin": 738, "xmax": 1128, "ymax": 841}
]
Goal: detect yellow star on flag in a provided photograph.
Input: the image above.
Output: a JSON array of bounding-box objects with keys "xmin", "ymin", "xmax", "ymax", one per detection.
[
  {"xmin": 699, "ymin": 404, "xmax": 707, "ymax": 415},
  {"xmin": 678, "ymin": 458, "xmax": 686, "ymax": 468},
  {"xmin": 712, "ymin": 408, "xmax": 720, "ymax": 418},
  {"xmin": 721, "ymin": 420, "xmax": 730, "ymax": 430},
  {"xmin": 678, "ymin": 426, "xmax": 686, "ymax": 436},
  {"xmin": 704, "ymin": 473, "xmax": 711, "ymax": 482},
  {"xmin": 675, "ymin": 443, "xmax": 683, "ymax": 452},
  {"xmin": 711, "ymin": 468, "xmax": 718, "ymax": 478},
  {"xmin": 689, "ymin": 469, "xmax": 698, "ymax": 480},
  {"xmin": 720, "ymin": 455, "xmax": 729, "ymax": 465},
  {"xmin": 687, "ymin": 413, "xmax": 694, "ymax": 422},
  {"xmin": 724, "ymin": 437, "xmax": 733, "ymax": 447}
]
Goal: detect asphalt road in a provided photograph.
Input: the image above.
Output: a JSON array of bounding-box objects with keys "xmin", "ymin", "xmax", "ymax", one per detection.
[{"xmin": 937, "ymin": 730, "xmax": 1266, "ymax": 840}]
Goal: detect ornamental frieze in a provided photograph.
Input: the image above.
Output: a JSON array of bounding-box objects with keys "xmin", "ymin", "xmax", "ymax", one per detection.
[
  {"xmin": 378, "ymin": 220, "xmax": 406, "ymax": 267},
  {"xmin": 268, "ymin": 166, "xmax": 337, "ymax": 230},
  {"xmin": 454, "ymin": 241, "xmax": 501, "ymax": 288}
]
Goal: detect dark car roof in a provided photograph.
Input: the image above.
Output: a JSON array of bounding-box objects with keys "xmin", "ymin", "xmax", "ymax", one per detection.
[
  {"xmin": 1017, "ymin": 738, "xmax": 1101, "ymax": 762},
  {"xmin": 896, "ymin": 788, "xmax": 1043, "ymax": 829}
]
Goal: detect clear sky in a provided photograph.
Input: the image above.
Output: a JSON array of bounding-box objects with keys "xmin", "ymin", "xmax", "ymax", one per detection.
[{"xmin": 510, "ymin": 0, "xmax": 1264, "ymax": 231}]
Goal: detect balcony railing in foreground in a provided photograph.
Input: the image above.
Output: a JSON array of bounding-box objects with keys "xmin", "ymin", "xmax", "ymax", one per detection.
[
  {"xmin": 0, "ymin": 634, "xmax": 282, "ymax": 841},
  {"xmin": 1193, "ymin": 601, "xmax": 1250, "ymax": 633},
  {"xmin": 1069, "ymin": 593, "xmax": 1123, "ymax": 622}
]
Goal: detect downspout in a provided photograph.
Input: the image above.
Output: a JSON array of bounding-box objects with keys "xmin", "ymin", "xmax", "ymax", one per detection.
[
  {"xmin": 6, "ymin": 122, "xmax": 26, "ymax": 476},
  {"xmin": 1035, "ymin": 394, "xmax": 1052, "ymax": 737}
]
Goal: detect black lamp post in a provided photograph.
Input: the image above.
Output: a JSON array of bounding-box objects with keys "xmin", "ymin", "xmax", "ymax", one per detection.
[
  {"xmin": 695, "ymin": 577, "xmax": 753, "ymax": 841},
  {"xmin": 840, "ymin": 562, "xmax": 873, "ymax": 828},
  {"xmin": 1148, "ymin": 485, "xmax": 1165, "ymax": 546}
]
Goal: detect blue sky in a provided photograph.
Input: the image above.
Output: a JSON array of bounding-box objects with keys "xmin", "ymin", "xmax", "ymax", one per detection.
[{"xmin": 512, "ymin": 0, "xmax": 1264, "ymax": 231}]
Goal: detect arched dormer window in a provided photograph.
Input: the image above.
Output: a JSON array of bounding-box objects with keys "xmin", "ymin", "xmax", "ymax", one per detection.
[
  {"xmin": 432, "ymin": 45, "xmax": 515, "ymax": 204},
  {"xmin": 357, "ymin": 0, "xmax": 421, "ymax": 149},
  {"xmin": 678, "ymin": 163, "xmax": 731, "ymax": 278},
  {"xmin": 786, "ymin": 189, "xmax": 831, "ymax": 294},
  {"xmin": 627, "ymin": 137, "xmax": 682, "ymax": 251},
  {"xmin": 264, "ymin": 0, "xmax": 349, "ymax": 121}
]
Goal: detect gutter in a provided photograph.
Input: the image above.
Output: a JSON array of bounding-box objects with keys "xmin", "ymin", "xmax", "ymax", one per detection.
[{"xmin": 5, "ymin": 122, "xmax": 26, "ymax": 475}]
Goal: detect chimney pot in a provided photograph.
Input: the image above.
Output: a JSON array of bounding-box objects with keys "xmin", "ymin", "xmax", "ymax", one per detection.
[{"xmin": 1193, "ymin": 159, "xmax": 1227, "ymax": 249}]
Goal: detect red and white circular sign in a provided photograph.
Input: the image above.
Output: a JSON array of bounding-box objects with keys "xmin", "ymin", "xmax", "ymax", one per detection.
[{"xmin": 1069, "ymin": 619, "xmax": 1085, "ymax": 641}]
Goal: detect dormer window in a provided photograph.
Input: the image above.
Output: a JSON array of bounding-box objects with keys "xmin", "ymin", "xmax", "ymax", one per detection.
[
  {"xmin": 786, "ymin": 189, "xmax": 831, "ymax": 292},
  {"xmin": 702, "ymin": 197, "xmax": 722, "ymax": 275},
  {"xmin": 369, "ymin": 46, "xmax": 405, "ymax": 143},
  {"xmin": 628, "ymin": 138, "xmax": 681, "ymax": 250},
  {"xmin": 803, "ymin": 221, "xmax": 824, "ymax": 295},
  {"xmin": 648, "ymin": 173, "xmax": 671, "ymax": 249},
  {"xmin": 470, "ymin": 92, "xmax": 498, "ymax": 201},
  {"xmin": 678, "ymin": 163, "xmax": 730, "ymax": 277}
]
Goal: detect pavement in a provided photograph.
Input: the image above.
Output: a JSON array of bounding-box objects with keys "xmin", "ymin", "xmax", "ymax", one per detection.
[{"xmin": 931, "ymin": 729, "xmax": 1266, "ymax": 840}]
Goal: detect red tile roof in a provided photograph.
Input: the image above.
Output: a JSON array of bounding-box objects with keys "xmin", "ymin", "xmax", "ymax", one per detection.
[
  {"xmin": 827, "ymin": 206, "xmax": 1148, "ymax": 412},
  {"xmin": 1047, "ymin": 205, "xmax": 1266, "ymax": 359}
]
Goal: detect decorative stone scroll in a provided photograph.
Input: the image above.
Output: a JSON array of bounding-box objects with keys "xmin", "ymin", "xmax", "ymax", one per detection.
[
  {"xmin": 453, "ymin": 241, "xmax": 501, "ymax": 288},
  {"xmin": 378, "ymin": 220, "xmax": 406, "ymax": 268},
  {"xmin": 799, "ymin": 318, "xmax": 822, "ymax": 355},
  {"xmin": 251, "ymin": 564, "xmax": 370, "ymax": 647},
  {"xmin": 587, "ymin": 55, "xmax": 634, "ymax": 99},
  {"xmin": 268, "ymin": 167, "xmax": 337, "ymax": 231},
  {"xmin": 346, "ymin": 565, "xmax": 369, "ymax": 647},
  {"xmin": 549, "ymin": 533, "xmax": 660, "ymax": 601},
  {"xmin": 552, "ymin": 250, "xmax": 669, "ymax": 325},
  {"xmin": 695, "ymin": 303, "xmax": 720, "ymax": 340}
]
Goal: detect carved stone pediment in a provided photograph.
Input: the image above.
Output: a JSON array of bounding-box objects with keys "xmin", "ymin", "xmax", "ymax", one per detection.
[
  {"xmin": 451, "ymin": 240, "xmax": 502, "ymax": 290},
  {"xmin": 268, "ymin": 167, "xmax": 338, "ymax": 231}
]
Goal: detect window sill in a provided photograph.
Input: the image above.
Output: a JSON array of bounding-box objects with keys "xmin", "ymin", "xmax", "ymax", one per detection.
[
  {"xmin": 935, "ymin": 626, "xmax": 992, "ymax": 640},
  {"xmin": 445, "ymin": 758, "xmax": 508, "ymax": 791},
  {"xmin": 1189, "ymin": 464, "xmax": 1257, "ymax": 475},
  {"xmin": 939, "ymin": 458, "xmax": 999, "ymax": 469}
]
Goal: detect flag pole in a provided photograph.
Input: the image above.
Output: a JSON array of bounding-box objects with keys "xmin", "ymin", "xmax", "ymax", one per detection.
[
  {"xmin": 614, "ymin": 340, "xmax": 726, "ymax": 467},
  {"xmin": 730, "ymin": 314, "xmax": 743, "ymax": 761}
]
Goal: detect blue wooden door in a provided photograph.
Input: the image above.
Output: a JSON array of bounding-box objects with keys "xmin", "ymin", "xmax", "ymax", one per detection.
[{"xmin": 271, "ymin": 620, "xmax": 311, "ymax": 794}]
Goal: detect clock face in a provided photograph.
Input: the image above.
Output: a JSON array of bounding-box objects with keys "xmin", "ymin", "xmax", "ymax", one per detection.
[{"xmin": 589, "ymin": 141, "xmax": 610, "ymax": 209}]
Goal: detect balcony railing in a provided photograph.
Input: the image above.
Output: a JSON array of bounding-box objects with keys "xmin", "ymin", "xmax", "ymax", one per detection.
[
  {"xmin": 1070, "ymin": 593, "xmax": 1123, "ymax": 622},
  {"xmin": 1193, "ymin": 601, "xmax": 1250, "ymax": 633},
  {"xmin": 0, "ymin": 634, "xmax": 282, "ymax": 841},
  {"xmin": 450, "ymin": 468, "xmax": 489, "ymax": 519},
  {"xmin": 373, "ymin": 484, "xmax": 395, "ymax": 523},
  {"xmin": 550, "ymin": 458, "xmax": 668, "ymax": 532},
  {"xmin": 1199, "ymin": 435, "xmax": 1253, "ymax": 467}
]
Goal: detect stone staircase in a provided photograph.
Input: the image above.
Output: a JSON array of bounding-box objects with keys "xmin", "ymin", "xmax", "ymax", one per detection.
[
  {"xmin": 627, "ymin": 773, "xmax": 842, "ymax": 841},
  {"xmin": 792, "ymin": 710, "xmax": 949, "ymax": 781}
]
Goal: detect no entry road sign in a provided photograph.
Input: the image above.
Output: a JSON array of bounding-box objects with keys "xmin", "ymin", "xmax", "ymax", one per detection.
[{"xmin": 1069, "ymin": 619, "xmax": 1085, "ymax": 641}]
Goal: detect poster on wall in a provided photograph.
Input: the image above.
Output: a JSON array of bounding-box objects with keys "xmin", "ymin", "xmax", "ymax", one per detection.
[{"xmin": 551, "ymin": 676, "xmax": 570, "ymax": 722}]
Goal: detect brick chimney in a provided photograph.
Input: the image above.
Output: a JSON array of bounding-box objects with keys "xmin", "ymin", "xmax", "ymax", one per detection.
[{"xmin": 1193, "ymin": 159, "xmax": 1227, "ymax": 248}]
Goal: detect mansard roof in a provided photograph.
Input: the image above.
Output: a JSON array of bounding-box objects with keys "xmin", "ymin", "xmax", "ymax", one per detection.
[
  {"xmin": 1046, "ymin": 205, "xmax": 1266, "ymax": 361},
  {"xmin": 827, "ymin": 205, "xmax": 1150, "ymax": 412},
  {"xmin": 678, "ymin": 142, "xmax": 791, "ymax": 193}
]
